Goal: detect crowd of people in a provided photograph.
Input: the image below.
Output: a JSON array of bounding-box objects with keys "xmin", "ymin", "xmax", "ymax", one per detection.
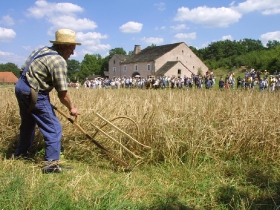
[
  {"xmin": 218, "ymin": 69, "xmax": 280, "ymax": 91},
  {"xmin": 70, "ymin": 69, "xmax": 280, "ymax": 92}
]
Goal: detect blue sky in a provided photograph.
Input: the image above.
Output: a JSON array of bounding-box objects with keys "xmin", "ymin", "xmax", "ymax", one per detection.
[{"xmin": 1, "ymin": 0, "xmax": 280, "ymax": 67}]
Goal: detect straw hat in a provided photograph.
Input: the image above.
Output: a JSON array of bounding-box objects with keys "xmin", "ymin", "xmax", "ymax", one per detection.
[{"xmin": 50, "ymin": 29, "xmax": 81, "ymax": 45}]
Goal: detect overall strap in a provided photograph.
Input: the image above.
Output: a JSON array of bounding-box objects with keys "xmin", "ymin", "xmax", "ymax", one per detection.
[
  {"xmin": 22, "ymin": 47, "xmax": 58, "ymax": 76},
  {"xmin": 34, "ymin": 52, "xmax": 58, "ymax": 60},
  {"xmin": 23, "ymin": 48, "xmax": 58, "ymax": 113}
]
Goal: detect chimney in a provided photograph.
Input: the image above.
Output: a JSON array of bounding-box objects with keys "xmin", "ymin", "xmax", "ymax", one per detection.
[{"xmin": 134, "ymin": 45, "xmax": 141, "ymax": 55}]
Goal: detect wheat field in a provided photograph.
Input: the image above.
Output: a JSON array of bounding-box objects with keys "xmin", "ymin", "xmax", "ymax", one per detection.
[
  {"xmin": 1, "ymin": 87, "xmax": 279, "ymax": 167},
  {"xmin": 1, "ymin": 86, "xmax": 280, "ymax": 209}
]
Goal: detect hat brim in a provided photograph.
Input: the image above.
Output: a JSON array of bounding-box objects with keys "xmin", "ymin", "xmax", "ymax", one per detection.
[{"xmin": 50, "ymin": 40, "xmax": 81, "ymax": 45}]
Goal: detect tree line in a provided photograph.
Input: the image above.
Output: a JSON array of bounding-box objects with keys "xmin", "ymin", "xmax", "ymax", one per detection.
[
  {"xmin": 190, "ymin": 38, "xmax": 280, "ymax": 72},
  {"xmin": 1, "ymin": 39, "xmax": 280, "ymax": 81}
]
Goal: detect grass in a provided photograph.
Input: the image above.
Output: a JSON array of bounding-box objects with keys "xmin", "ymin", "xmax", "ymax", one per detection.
[
  {"xmin": 1, "ymin": 86, "xmax": 280, "ymax": 209},
  {"xmin": 1, "ymin": 158, "xmax": 279, "ymax": 209}
]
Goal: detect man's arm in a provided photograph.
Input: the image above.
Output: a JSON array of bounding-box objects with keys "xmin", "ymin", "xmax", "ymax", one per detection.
[{"xmin": 57, "ymin": 91, "xmax": 78, "ymax": 116}]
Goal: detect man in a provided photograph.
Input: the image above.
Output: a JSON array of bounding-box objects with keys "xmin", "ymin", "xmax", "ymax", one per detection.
[
  {"xmin": 237, "ymin": 76, "xmax": 242, "ymax": 89},
  {"xmin": 219, "ymin": 77, "xmax": 225, "ymax": 89},
  {"xmin": 15, "ymin": 29, "xmax": 80, "ymax": 173}
]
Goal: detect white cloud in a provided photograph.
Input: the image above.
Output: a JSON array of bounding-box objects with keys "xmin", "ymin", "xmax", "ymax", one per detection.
[
  {"xmin": 154, "ymin": 2, "xmax": 166, "ymax": 11},
  {"xmin": 26, "ymin": 0, "xmax": 97, "ymax": 33},
  {"xmin": 86, "ymin": 44, "xmax": 111, "ymax": 52},
  {"xmin": 0, "ymin": 51, "xmax": 14, "ymax": 56},
  {"xmin": 47, "ymin": 16, "xmax": 97, "ymax": 34},
  {"xmin": 174, "ymin": 6, "xmax": 242, "ymax": 27},
  {"xmin": 170, "ymin": 24, "xmax": 188, "ymax": 30},
  {"xmin": 0, "ymin": 15, "xmax": 14, "ymax": 26},
  {"xmin": 76, "ymin": 31, "xmax": 110, "ymax": 54},
  {"xmin": 27, "ymin": 0, "xmax": 83, "ymax": 18},
  {"xmin": 141, "ymin": 37, "xmax": 164, "ymax": 45},
  {"xmin": 22, "ymin": 46, "xmax": 32, "ymax": 51},
  {"xmin": 173, "ymin": 0, "xmax": 280, "ymax": 29},
  {"xmin": 174, "ymin": 32, "xmax": 196, "ymax": 40},
  {"xmin": 260, "ymin": 31, "xmax": 280, "ymax": 44},
  {"xmin": 230, "ymin": 1, "xmax": 236, "ymax": 7},
  {"xmin": 222, "ymin": 35, "xmax": 233, "ymax": 40},
  {"xmin": 80, "ymin": 49, "xmax": 94, "ymax": 56},
  {"xmin": 0, "ymin": 27, "xmax": 16, "ymax": 41},
  {"xmin": 119, "ymin": 21, "xmax": 143, "ymax": 33},
  {"xmin": 155, "ymin": 26, "xmax": 166, "ymax": 30},
  {"xmin": 262, "ymin": 8, "xmax": 280, "ymax": 15},
  {"xmin": 76, "ymin": 31, "xmax": 108, "ymax": 45},
  {"xmin": 79, "ymin": 43, "xmax": 111, "ymax": 57},
  {"xmin": 198, "ymin": 42, "xmax": 211, "ymax": 49},
  {"xmin": 25, "ymin": 0, "xmax": 101, "ymax": 53},
  {"xmin": 0, "ymin": 50, "xmax": 26, "ymax": 66},
  {"xmin": 234, "ymin": 0, "xmax": 280, "ymax": 15}
]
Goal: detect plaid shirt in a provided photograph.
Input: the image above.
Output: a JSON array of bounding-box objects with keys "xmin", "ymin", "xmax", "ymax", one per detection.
[{"xmin": 22, "ymin": 47, "xmax": 68, "ymax": 92}]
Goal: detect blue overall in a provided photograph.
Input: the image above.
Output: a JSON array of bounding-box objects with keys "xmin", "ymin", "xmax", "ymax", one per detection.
[{"xmin": 15, "ymin": 48, "xmax": 62, "ymax": 161}]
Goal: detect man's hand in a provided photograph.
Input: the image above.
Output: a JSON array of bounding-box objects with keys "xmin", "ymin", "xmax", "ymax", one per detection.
[
  {"xmin": 70, "ymin": 107, "xmax": 79, "ymax": 116},
  {"xmin": 58, "ymin": 91, "xmax": 79, "ymax": 116}
]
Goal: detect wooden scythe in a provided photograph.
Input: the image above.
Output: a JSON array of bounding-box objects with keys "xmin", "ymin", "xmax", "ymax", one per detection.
[{"xmin": 51, "ymin": 104, "xmax": 129, "ymax": 169}]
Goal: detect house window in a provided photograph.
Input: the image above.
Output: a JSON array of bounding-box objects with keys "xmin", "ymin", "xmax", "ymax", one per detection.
[
  {"xmin": 135, "ymin": 64, "xmax": 138, "ymax": 71},
  {"xmin": 147, "ymin": 64, "xmax": 150, "ymax": 71},
  {"xmin": 178, "ymin": 69, "xmax": 181, "ymax": 75},
  {"xmin": 113, "ymin": 67, "xmax": 116, "ymax": 72},
  {"xmin": 193, "ymin": 66, "xmax": 195, "ymax": 69},
  {"xmin": 182, "ymin": 50, "xmax": 184, "ymax": 54},
  {"xmin": 114, "ymin": 60, "xmax": 115, "ymax": 64},
  {"xmin": 123, "ymin": 65, "xmax": 127, "ymax": 71}
]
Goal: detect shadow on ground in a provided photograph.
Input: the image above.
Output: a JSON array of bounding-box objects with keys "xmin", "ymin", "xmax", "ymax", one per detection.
[
  {"xmin": 139, "ymin": 193, "xmax": 194, "ymax": 210},
  {"xmin": 216, "ymin": 166, "xmax": 280, "ymax": 210},
  {"xmin": 1, "ymin": 131, "xmax": 45, "ymax": 161}
]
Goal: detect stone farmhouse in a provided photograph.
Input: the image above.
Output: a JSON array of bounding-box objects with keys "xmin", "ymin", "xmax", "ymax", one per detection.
[{"xmin": 108, "ymin": 42, "xmax": 208, "ymax": 79}]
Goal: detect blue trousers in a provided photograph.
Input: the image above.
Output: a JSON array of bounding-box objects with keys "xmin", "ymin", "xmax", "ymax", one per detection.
[{"xmin": 15, "ymin": 76, "xmax": 62, "ymax": 161}]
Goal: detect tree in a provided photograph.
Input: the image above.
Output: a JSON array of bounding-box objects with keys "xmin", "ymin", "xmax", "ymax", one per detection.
[
  {"xmin": 128, "ymin": 50, "xmax": 134, "ymax": 55},
  {"xmin": 101, "ymin": 55, "xmax": 110, "ymax": 76},
  {"xmin": 267, "ymin": 57, "xmax": 280, "ymax": 72},
  {"xmin": 266, "ymin": 40, "xmax": 280, "ymax": 49},
  {"xmin": 238, "ymin": 38, "xmax": 265, "ymax": 53},
  {"xmin": 66, "ymin": 59, "xmax": 81, "ymax": 82},
  {"xmin": 78, "ymin": 54, "xmax": 104, "ymax": 81},
  {"xmin": 108, "ymin": 47, "xmax": 126, "ymax": 59},
  {"xmin": 193, "ymin": 38, "xmax": 278, "ymax": 71},
  {"xmin": 145, "ymin": 44, "xmax": 157, "ymax": 49},
  {"xmin": 204, "ymin": 41, "xmax": 225, "ymax": 60},
  {"xmin": 189, "ymin": 46, "xmax": 199, "ymax": 56}
]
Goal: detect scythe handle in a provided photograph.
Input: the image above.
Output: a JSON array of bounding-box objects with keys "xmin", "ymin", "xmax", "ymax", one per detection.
[{"xmin": 51, "ymin": 104, "xmax": 129, "ymax": 168}]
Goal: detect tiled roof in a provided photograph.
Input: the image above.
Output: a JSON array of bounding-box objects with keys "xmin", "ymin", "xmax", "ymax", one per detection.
[
  {"xmin": 155, "ymin": 61, "xmax": 178, "ymax": 76},
  {"xmin": 115, "ymin": 54, "xmax": 129, "ymax": 60},
  {"xmin": 155, "ymin": 61, "xmax": 195, "ymax": 76},
  {"xmin": 122, "ymin": 42, "xmax": 183, "ymax": 64},
  {"xmin": 0, "ymin": 72, "xmax": 18, "ymax": 83}
]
